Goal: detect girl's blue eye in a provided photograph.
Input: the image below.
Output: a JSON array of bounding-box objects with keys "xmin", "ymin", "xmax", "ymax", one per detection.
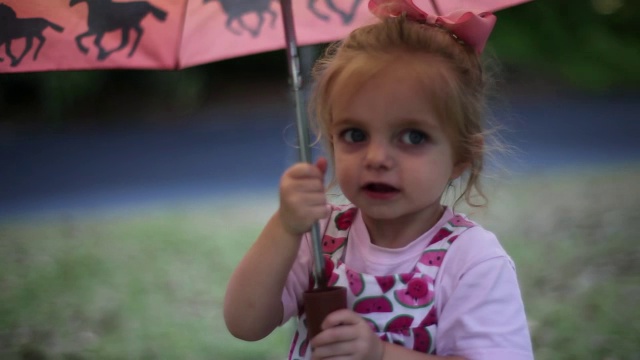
[
  {"xmin": 400, "ymin": 130, "xmax": 428, "ymax": 145},
  {"xmin": 342, "ymin": 129, "xmax": 366, "ymax": 143}
]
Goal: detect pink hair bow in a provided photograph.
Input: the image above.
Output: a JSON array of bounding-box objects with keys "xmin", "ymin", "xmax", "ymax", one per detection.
[{"xmin": 368, "ymin": 0, "xmax": 497, "ymax": 53}]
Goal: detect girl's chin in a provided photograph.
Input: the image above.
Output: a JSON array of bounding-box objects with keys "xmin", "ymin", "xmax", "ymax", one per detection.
[
  {"xmin": 353, "ymin": 203, "xmax": 403, "ymax": 220},
  {"xmin": 355, "ymin": 201, "xmax": 444, "ymax": 224}
]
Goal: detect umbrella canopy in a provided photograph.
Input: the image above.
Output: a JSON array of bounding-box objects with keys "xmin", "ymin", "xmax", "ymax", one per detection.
[{"xmin": 0, "ymin": 0, "xmax": 373, "ymax": 73}]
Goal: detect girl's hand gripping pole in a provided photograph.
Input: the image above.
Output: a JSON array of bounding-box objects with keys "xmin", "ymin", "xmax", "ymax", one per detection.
[{"xmin": 280, "ymin": 0, "xmax": 327, "ymax": 289}]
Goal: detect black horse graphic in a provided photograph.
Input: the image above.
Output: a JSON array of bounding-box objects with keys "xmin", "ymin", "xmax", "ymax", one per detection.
[
  {"xmin": 70, "ymin": 0, "xmax": 168, "ymax": 60},
  {"xmin": 308, "ymin": 0, "xmax": 363, "ymax": 24},
  {"xmin": 0, "ymin": 4, "xmax": 64, "ymax": 67},
  {"xmin": 204, "ymin": 0, "xmax": 278, "ymax": 38}
]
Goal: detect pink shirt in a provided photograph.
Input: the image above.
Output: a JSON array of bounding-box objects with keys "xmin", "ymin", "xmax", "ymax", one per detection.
[{"xmin": 282, "ymin": 206, "xmax": 534, "ymax": 360}]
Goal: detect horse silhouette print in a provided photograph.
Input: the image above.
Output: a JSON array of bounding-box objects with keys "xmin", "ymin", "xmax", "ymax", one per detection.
[
  {"xmin": 204, "ymin": 0, "xmax": 278, "ymax": 38},
  {"xmin": 308, "ymin": 0, "xmax": 363, "ymax": 24},
  {"xmin": 70, "ymin": 0, "xmax": 167, "ymax": 61},
  {"xmin": 0, "ymin": 4, "xmax": 64, "ymax": 67}
]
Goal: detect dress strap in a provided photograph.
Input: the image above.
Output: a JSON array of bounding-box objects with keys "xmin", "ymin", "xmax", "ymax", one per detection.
[{"xmin": 321, "ymin": 205, "xmax": 357, "ymax": 259}]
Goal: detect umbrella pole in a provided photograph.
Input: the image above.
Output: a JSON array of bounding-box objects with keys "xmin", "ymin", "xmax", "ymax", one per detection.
[{"xmin": 279, "ymin": 0, "xmax": 326, "ymax": 289}]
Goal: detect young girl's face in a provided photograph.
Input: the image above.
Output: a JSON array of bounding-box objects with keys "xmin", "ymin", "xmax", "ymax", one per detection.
[{"xmin": 329, "ymin": 58, "xmax": 467, "ymax": 227}]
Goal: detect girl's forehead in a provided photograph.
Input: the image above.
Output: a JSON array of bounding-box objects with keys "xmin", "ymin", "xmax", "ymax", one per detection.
[
  {"xmin": 329, "ymin": 52, "xmax": 451, "ymax": 104},
  {"xmin": 326, "ymin": 53, "xmax": 458, "ymax": 135}
]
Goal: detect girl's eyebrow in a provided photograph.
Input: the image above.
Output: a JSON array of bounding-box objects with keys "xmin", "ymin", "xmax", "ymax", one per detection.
[
  {"xmin": 330, "ymin": 117, "xmax": 364, "ymax": 129},
  {"xmin": 331, "ymin": 116, "xmax": 441, "ymax": 132}
]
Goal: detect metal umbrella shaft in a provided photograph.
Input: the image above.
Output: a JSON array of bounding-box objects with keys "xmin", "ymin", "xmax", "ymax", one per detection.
[{"xmin": 279, "ymin": 0, "xmax": 326, "ymax": 288}]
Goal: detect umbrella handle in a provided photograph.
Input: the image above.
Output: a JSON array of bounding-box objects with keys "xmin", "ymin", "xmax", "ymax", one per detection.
[{"xmin": 280, "ymin": 0, "xmax": 327, "ymax": 289}]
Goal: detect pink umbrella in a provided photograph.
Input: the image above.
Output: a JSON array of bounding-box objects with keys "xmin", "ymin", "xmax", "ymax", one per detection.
[{"xmin": 0, "ymin": 0, "xmax": 373, "ymax": 72}]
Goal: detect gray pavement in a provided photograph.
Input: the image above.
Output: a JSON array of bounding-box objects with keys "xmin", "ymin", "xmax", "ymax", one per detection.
[{"xmin": 1, "ymin": 87, "xmax": 639, "ymax": 219}]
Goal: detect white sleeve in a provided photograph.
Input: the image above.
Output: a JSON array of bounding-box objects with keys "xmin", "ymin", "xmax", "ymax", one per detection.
[
  {"xmin": 281, "ymin": 233, "xmax": 313, "ymax": 324},
  {"xmin": 435, "ymin": 230, "xmax": 534, "ymax": 360},
  {"xmin": 280, "ymin": 204, "xmax": 337, "ymax": 324}
]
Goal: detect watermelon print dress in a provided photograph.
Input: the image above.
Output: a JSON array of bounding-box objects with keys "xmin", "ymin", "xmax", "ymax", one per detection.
[{"xmin": 288, "ymin": 205, "xmax": 477, "ymax": 360}]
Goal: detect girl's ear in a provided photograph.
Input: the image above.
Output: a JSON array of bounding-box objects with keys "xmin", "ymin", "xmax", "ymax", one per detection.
[
  {"xmin": 450, "ymin": 134, "xmax": 483, "ymax": 181},
  {"xmin": 450, "ymin": 161, "xmax": 469, "ymax": 181}
]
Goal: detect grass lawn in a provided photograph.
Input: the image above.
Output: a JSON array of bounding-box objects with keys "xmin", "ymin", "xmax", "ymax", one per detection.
[{"xmin": 1, "ymin": 165, "xmax": 639, "ymax": 360}]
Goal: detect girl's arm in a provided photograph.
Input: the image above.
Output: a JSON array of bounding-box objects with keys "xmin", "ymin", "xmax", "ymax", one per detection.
[
  {"xmin": 223, "ymin": 159, "xmax": 329, "ymax": 341},
  {"xmin": 223, "ymin": 212, "xmax": 302, "ymax": 341}
]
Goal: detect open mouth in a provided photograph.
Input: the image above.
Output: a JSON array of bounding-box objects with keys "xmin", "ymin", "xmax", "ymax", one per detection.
[{"xmin": 362, "ymin": 183, "xmax": 399, "ymax": 193}]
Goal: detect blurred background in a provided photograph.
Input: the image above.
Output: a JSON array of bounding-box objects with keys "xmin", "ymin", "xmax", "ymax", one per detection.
[{"xmin": 1, "ymin": 0, "xmax": 639, "ymax": 359}]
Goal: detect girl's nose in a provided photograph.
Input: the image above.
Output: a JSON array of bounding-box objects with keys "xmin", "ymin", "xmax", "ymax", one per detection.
[{"xmin": 364, "ymin": 141, "xmax": 393, "ymax": 170}]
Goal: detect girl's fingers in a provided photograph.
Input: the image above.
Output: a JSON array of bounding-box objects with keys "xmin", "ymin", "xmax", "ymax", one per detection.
[
  {"xmin": 312, "ymin": 325, "xmax": 355, "ymax": 346},
  {"xmin": 282, "ymin": 191, "xmax": 327, "ymax": 206},
  {"xmin": 278, "ymin": 195, "xmax": 328, "ymax": 234},
  {"xmin": 281, "ymin": 168, "xmax": 325, "ymax": 195},
  {"xmin": 311, "ymin": 310, "xmax": 361, "ymax": 347},
  {"xmin": 315, "ymin": 156, "xmax": 328, "ymax": 176},
  {"xmin": 285, "ymin": 180, "xmax": 326, "ymax": 193},
  {"xmin": 278, "ymin": 159, "xmax": 329, "ymax": 236},
  {"xmin": 311, "ymin": 340, "xmax": 353, "ymax": 359},
  {"xmin": 287, "ymin": 162, "xmax": 325, "ymax": 180},
  {"xmin": 311, "ymin": 311, "xmax": 381, "ymax": 360},
  {"xmin": 321, "ymin": 309, "xmax": 360, "ymax": 330}
]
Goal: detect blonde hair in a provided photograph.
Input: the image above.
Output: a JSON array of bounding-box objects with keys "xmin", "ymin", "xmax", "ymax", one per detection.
[{"xmin": 310, "ymin": 15, "xmax": 496, "ymax": 208}]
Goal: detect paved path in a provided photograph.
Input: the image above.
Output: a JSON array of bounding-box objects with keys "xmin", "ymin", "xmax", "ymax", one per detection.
[{"xmin": 1, "ymin": 88, "xmax": 639, "ymax": 218}]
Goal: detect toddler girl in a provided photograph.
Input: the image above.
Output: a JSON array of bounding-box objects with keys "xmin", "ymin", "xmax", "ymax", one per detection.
[{"xmin": 224, "ymin": 1, "xmax": 534, "ymax": 359}]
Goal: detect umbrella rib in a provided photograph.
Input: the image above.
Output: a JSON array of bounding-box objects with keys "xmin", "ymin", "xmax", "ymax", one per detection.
[
  {"xmin": 429, "ymin": 0, "xmax": 442, "ymax": 15},
  {"xmin": 174, "ymin": 0, "xmax": 189, "ymax": 69}
]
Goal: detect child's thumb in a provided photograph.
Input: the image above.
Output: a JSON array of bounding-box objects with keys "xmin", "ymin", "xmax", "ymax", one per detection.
[{"xmin": 315, "ymin": 157, "xmax": 328, "ymax": 178}]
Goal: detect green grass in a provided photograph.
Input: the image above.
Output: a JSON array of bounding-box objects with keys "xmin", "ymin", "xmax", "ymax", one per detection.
[
  {"xmin": 1, "ymin": 166, "xmax": 639, "ymax": 359},
  {"xmin": 0, "ymin": 197, "xmax": 292, "ymax": 360}
]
